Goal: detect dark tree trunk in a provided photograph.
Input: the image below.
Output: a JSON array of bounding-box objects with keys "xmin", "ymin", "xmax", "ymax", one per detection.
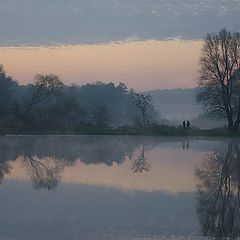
[
  {"xmin": 233, "ymin": 121, "xmax": 240, "ymax": 132},
  {"xmin": 233, "ymin": 97, "xmax": 240, "ymax": 132},
  {"xmin": 226, "ymin": 107, "xmax": 234, "ymax": 131}
]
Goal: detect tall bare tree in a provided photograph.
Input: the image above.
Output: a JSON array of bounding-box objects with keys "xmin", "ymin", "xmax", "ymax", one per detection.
[
  {"xmin": 197, "ymin": 29, "xmax": 240, "ymax": 131},
  {"xmin": 15, "ymin": 73, "xmax": 63, "ymax": 126},
  {"xmin": 131, "ymin": 91, "xmax": 154, "ymax": 128},
  {"xmin": 18, "ymin": 73, "xmax": 63, "ymax": 112}
]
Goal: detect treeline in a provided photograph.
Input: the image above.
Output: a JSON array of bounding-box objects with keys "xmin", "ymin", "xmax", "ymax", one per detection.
[{"xmin": 0, "ymin": 65, "xmax": 160, "ymax": 134}]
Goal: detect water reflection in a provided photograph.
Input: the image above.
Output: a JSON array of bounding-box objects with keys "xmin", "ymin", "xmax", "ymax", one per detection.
[
  {"xmin": 0, "ymin": 136, "xmax": 215, "ymax": 193},
  {"xmin": 131, "ymin": 144, "xmax": 151, "ymax": 174},
  {"xmin": 2, "ymin": 136, "xmax": 238, "ymax": 239},
  {"xmin": 0, "ymin": 161, "xmax": 11, "ymax": 185},
  {"xmin": 22, "ymin": 155, "xmax": 64, "ymax": 190},
  {"xmin": 182, "ymin": 139, "xmax": 190, "ymax": 151},
  {"xmin": 196, "ymin": 141, "xmax": 240, "ymax": 239},
  {"xmin": 0, "ymin": 136, "xmax": 157, "ymax": 190}
]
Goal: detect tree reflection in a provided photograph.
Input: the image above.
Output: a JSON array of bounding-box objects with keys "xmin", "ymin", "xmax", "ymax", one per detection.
[
  {"xmin": 0, "ymin": 161, "xmax": 11, "ymax": 186},
  {"xmin": 131, "ymin": 145, "xmax": 151, "ymax": 173},
  {"xmin": 0, "ymin": 136, "xmax": 158, "ymax": 189},
  {"xmin": 196, "ymin": 141, "xmax": 240, "ymax": 239},
  {"xmin": 22, "ymin": 155, "xmax": 64, "ymax": 191}
]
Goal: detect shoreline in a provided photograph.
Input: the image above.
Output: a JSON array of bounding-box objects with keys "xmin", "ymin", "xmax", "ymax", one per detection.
[{"xmin": 2, "ymin": 129, "xmax": 240, "ymax": 138}]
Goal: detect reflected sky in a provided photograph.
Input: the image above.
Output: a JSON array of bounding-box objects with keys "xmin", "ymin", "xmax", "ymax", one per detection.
[
  {"xmin": 1, "ymin": 40, "xmax": 201, "ymax": 90},
  {"xmin": 7, "ymin": 144, "xmax": 203, "ymax": 192},
  {"xmin": 0, "ymin": 136, "xmax": 237, "ymax": 239},
  {"xmin": 0, "ymin": 136, "xmax": 225, "ymax": 192},
  {"xmin": 0, "ymin": 181, "xmax": 197, "ymax": 240}
]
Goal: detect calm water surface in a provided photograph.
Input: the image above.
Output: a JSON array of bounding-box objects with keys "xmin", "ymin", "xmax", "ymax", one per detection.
[{"xmin": 0, "ymin": 136, "xmax": 239, "ymax": 239}]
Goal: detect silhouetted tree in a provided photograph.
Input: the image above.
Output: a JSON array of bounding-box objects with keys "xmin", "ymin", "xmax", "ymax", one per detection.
[
  {"xmin": 16, "ymin": 73, "xmax": 63, "ymax": 113},
  {"xmin": 0, "ymin": 67, "xmax": 160, "ymax": 133},
  {"xmin": 131, "ymin": 91, "xmax": 154, "ymax": 128},
  {"xmin": 14, "ymin": 73, "xmax": 63, "ymax": 130},
  {"xmin": 197, "ymin": 29, "xmax": 240, "ymax": 131},
  {"xmin": 0, "ymin": 65, "xmax": 18, "ymax": 131}
]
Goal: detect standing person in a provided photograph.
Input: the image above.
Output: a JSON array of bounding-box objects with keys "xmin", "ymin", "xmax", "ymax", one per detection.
[
  {"xmin": 183, "ymin": 121, "xmax": 186, "ymax": 131},
  {"xmin": 187, "ymin": 120, "xmax": 191, "ymax": 130}
]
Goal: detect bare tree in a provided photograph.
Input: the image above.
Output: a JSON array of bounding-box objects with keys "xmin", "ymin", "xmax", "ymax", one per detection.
[
  {"xmin": 14, "ymin": 74, "xmax": 63, "ymax": 129},
  {"xmin": 197, "ymin": 29, "xmax": 240, "ymax": 131},
  {"xmin": 131, "ymin": 91, "xmax": 154, "ymax": 128},
  {"xmin": 16, "ymin": 73, "xmax": 63, "ymax": 113}
]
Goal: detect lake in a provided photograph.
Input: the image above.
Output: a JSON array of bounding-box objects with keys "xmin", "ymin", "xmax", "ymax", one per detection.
[{"xmin": 0, "ymin": 135, "xmax": 239, "ymax": 239}]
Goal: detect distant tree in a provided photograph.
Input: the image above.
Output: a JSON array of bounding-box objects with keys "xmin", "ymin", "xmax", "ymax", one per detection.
[
  {"xmin": 91, "ymin": 104, "xmax": 111, "ymax": 129},
  {"xmin": 0, "ymin": 65, "xmax": 18, "ymax": 133},
  {"xmin": 197, "ymin": 29, "xmax": 240, "ymax": 131},
  {"xmin": 131, "ymin": 91, "xmax": 154, "ymax": 128},
  {"xmin": 15, "ymin": 73, "xmax": 63, "ymax": 127},
  {"xmin": 0, "ymin": 65, "xmax": 17, "ymax": 113},
  {"xmin": 0, "ymin": 161, "xmax": 11, "ymax": 186},
  {"xmin": 19, "ymin": 73, "xmax": 63, "ymax": 112},
  {"xmin": 74, "ymin": 82, "xmax": 131, "ymax": 126},
  {"xmin": 43, "ymin": 94, "xmax": 86, "ymax": 129}
]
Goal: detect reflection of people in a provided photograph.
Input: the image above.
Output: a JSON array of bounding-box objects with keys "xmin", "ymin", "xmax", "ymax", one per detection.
[
  {"xmin": 182, "ymin": 121, "xmax": 186, "ymax": 131},
  {"xmin": 182, "ymin": 140, "xmax": 190, "ymax": 150},
  {"xmin": 187, "ymin": 120, "xmax": 191, "ymax": 130}
]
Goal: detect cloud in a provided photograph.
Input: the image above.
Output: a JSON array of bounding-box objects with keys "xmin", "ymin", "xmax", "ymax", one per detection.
[{"xmin": 0, "ymin": 0, "xmax": 239, "ymax": 46}]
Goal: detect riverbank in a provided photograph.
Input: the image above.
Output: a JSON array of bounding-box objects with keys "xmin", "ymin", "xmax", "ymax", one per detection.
[{"xmin": 1, "ymin": 125, "xmax": 240, "ymax": 137}]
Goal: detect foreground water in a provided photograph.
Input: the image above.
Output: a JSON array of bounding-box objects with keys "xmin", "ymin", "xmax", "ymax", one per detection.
[{"xmin": 0, "ymin": 135, "xmax": 239, "ymax": 239}]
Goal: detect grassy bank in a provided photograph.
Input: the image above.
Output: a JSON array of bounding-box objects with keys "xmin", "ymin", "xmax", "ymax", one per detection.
[{"xmin": 1, "ymin": 124, "xmax": 240, "ymax": 137}]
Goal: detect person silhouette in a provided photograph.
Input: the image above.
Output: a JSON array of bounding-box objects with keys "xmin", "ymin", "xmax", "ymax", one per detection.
[
  {"xmin": 187, "ymin": 120, "xmax": 191, "ymax": 130},
  {"xmin": 183, "ymin": 121, "xmax": 186, "ymax": 131}
]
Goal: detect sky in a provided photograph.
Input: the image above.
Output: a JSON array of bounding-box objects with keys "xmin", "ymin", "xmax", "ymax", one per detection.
[{"xmin": 0, "ymin": 0, "xmax": 239, "ymax": 90}]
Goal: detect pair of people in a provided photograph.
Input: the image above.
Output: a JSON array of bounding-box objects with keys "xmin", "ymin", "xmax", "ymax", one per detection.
[{"xmin": 183, "ymin": 120, "xmax": 190, "ymax": 131}]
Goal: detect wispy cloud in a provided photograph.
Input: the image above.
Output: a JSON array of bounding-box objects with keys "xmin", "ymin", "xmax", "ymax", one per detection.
[{"xmin": 0, "ymin": 0, "xmax": 239, "ymax": 46}]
